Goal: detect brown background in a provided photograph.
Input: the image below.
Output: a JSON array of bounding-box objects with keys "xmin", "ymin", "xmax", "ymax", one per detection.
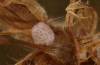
[{"xmin": 0, "ymin": 0, "xmax": 99, "ymax": 65}]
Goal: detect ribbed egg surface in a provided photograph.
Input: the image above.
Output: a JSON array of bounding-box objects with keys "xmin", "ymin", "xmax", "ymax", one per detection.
[{"xmin": 32, "ymin": 22, "xmax": 55, "ymax": 45}]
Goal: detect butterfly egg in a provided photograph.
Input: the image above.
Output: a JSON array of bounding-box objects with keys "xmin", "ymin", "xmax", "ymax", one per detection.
[{"xmin": 32, "ymin": 22, "xmax": 55, "ymax": 45}]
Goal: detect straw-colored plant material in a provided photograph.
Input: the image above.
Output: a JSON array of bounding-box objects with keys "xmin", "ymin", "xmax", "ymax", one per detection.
[{"xmin": 0, "ymin": 0, "xmax": 99, "ymax": 65}]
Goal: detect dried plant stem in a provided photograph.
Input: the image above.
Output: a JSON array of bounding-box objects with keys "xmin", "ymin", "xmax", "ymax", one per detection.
[
  {"xmin": 79, "ymin": 32, "xmax": 100, "ymax": 40},
  {"xmin": 83, "ymin": 41, "xmax": 100, "ymax": 49},
  {"xmin": 80, "ymin": 40, "xmax": 100, "ymax": 62},
  {"xmin": 70, "ymin": 32, "xmax": 80, "ymax": 65},
  {"xmin": 64, "ymin": 28, "xmax": 80, "ymax": 65},
  {"xmin": 15, "ymin": 50, "xmax": 40, "ymax": 65}
]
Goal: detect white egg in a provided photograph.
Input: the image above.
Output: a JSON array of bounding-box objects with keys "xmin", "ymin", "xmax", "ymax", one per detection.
[{"xmin": 32, "ymin": 22, "xmax": 55, "ymax": 45}]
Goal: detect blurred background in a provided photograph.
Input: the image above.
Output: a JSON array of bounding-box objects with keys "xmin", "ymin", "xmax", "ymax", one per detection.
[{"xmin": 0, "ymin": 0, "xmax": 100, "ymax": 65}]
